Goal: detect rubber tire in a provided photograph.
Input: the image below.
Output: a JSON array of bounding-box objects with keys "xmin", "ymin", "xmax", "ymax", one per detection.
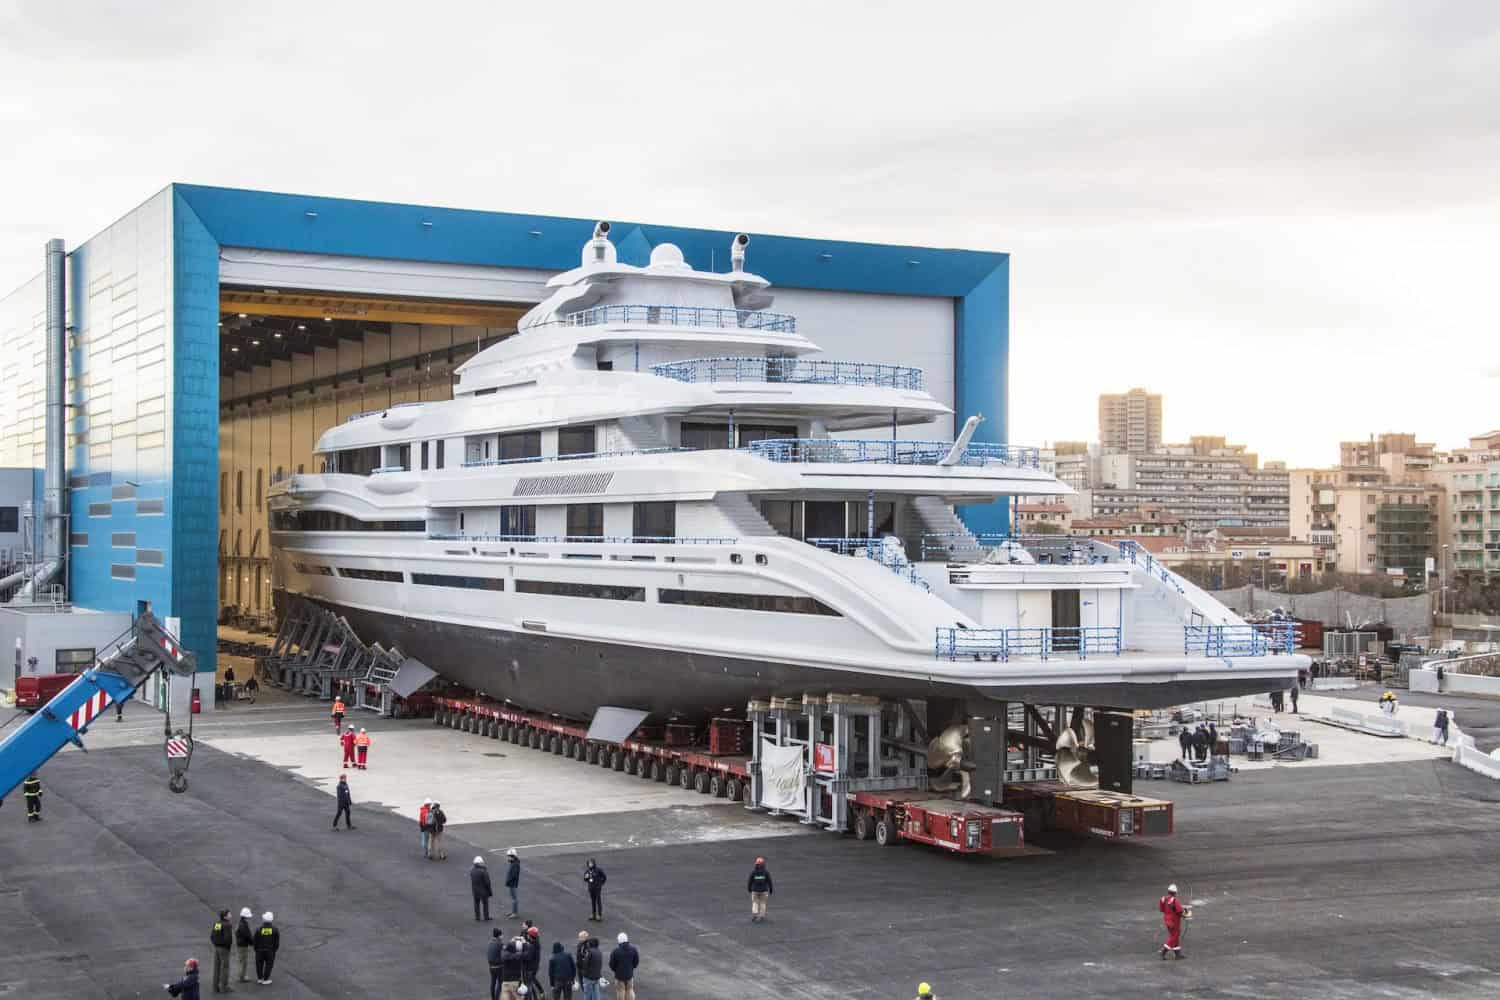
[
  {"xmin": 574, "ymin": 740, "xmax": 588, "ymax": 762},
  {"xmin": 511, "ymin": 726, "xmax": 524, "ymax": 745},
  {"xmin": 433, "ymin": 710, "xmax": 445, "ymax": 726},
  {"xmin": 641, "ymin": 759, "xmax": 657, "ymax": 780},
  {"xmin": 709, "ymin": 774, "xmax": 725, "ymax": 798},
  {"xmin": 854, "ymin": 809, "xmax": 875, "ymax": 841},
  {"xmin": 169, "ymin": 773, "xmax": 188, "ymax": 794},
  {"xmin": 587, "ymin": 744, "xmax": 601, "ymax": 765},
  {"xmin": 874, "ymin": 816, "xmax": 898, "ymax": 847},
  {"xmin": 724, "ymin": 777, "xmax": 742, "ymax": 802},
  {"xmin": 663, "ymin": 763, "xmax": 680, "ymax": 786},
  {"xmin": 490, "ymin": 720, "xmax": 501, "ymax": 740},
  {"xmin": 694, "ymin": 771, "xmax": 711, "ymax": 794},
  {"xmin": 611, "ymin": 750, "xmax": 625, "ymax": 772},
  {"xmin": 679, "ymin": 767, "xmax": 695, "ymax": 790},
  {"xmin": 600, "ymin": 748, "xmax": 613, "ymax": 768},
  {"xmin": 624, "ymin": 755, "xmax": 638, "ymax": 776},
  {"xmin": 549, "ymin": 735, "xmax": 561, "ymax": 754},
  {"xmin": 650, "ymin": 760, "xmax": 664, "ymax": 782}
]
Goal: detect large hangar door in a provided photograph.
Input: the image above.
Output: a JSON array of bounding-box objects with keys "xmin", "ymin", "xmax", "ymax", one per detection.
[{"xmin": 214, "ymin": 251, "xmax": 546, "ymax": 635}]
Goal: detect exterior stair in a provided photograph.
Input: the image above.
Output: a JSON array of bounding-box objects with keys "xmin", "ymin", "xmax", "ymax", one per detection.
[
  {"xmin": 906, "ymin": 495, "xmax": 982, "ymax": 561},
  {"xmin": 716, "ymin": 493, "xmax": 779, "ymax": 537},
  {"xmin": 615, "ymin": 414, "xmax": 671, "ymax": 451}
]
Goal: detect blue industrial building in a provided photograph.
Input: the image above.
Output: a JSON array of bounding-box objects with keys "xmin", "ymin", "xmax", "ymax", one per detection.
[{"xmin": 0, "ymin": 184, "xmax": 1009, "ymax": 683}]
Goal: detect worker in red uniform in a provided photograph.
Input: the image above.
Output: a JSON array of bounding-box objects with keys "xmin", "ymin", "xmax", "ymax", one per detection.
[
  {"xmin": 355, "ymin": 727, "xmax": 371, "ymax": 769},
  {"xmin": 331, "ymin": 696, "xmax": 346, "ymax": 733},
  {"xmin": 1158, "ymin": 883, "xmax": 1188, "ymax": 959},
  {"xmin": 341, "ymin": 724, "xmax": 357, "ymax": 769}
]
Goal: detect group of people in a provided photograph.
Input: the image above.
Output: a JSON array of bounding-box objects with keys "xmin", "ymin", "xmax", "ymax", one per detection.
[
  {"xmin": 469, "ymin": 850, "xmax": 524, "ymax": 920},
  {"xmin": 338, "ymin": 723, "xmax": 372, "ymax": 769},
  {"xmin": 168, "ymin": 908, "xmax": 279, "ymax": 995},
  {"xmin": 1177, "ymin": 722, "xmax": 1218, "ymax": 762},
  {"xmin": 418, "ymin": 798, "xmax": 449, "ymax": 859},
  {"xmin": 1268, "ymin": 684, "xmax": 1299, "ymax": 713},
  {"xmin": 484, "ymin": 924, "xmax": 638, "ymax": 1000}
]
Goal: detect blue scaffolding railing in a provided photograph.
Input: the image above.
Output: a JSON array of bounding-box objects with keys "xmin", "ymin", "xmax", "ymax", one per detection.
[
  {"xmin": 934, "ymin": 626, "xmax": 1123, "ymax": 662},
  {"xmin": 1183, "ymin": 623, "xmax": 1297, "ymax": 657},
  {"xmin": 1115, "ymin": 539, "xmax": 1186, "ymax": 594},
  {"xmin": 806, "ymin": 537, "xmax": 931, "ymax": 592},
  {"xmin": 651, "ymin": 357, "xmax": 924, "ymax": 391},
  {"xmin": 540, "ymin": 304, "xmax": 798, "ymax": 333},
  {"xmin": 748, "ymin": 438, "xmax": 1042, "ymax": 469}
]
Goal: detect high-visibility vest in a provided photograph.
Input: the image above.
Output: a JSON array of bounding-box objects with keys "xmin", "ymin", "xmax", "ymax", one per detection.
[
  {"xmin": 332, "ymin": 700, "xmax": 345, "ymax": 714},
  {"xmin": 355, "ymin": 732, "xmax": 371, "ymax": 748}
]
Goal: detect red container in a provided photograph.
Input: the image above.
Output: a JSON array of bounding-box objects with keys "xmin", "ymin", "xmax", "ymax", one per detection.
[
  {"xmin": 664, "ymin": 724, "xmax": 698, "ymax": 747},
  {"xmin": 708, "ymin": 718, "xmax": 749, "ymax": 756},
  {"xmin": 190, "ymin": 689, "xmax": 202, "ymax": 714}
]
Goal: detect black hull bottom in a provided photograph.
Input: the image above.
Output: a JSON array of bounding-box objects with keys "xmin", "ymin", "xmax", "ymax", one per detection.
[{"xmin": 281, "ymin": 593, "xmax": 1291, "ymax": 721}]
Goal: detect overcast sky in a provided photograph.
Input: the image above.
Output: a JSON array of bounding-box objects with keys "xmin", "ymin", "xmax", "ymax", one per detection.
[{"xmin": 2, "ymin": 1, "xmax": 1496, "ymax": 467}]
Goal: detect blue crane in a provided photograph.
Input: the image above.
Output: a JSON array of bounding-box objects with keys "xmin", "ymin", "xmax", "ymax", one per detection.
[{"xmin": 1, "ymin": 609, "xmax": 199, "ymax": 799}]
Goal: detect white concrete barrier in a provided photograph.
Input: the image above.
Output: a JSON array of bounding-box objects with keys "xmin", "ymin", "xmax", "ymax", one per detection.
[
  {"xmin": 1311, "ymin": 676, "xmax": 1359, "ymax": 691},
  {"xmin": 1407, "ymin": 669, "xmax": 1439, "ymax": 694},
  {"xmin": 1322, "ymin": 704, "xmax": 1407, "ymax": 737},
  {"xmin": 1453, "ymin": 742, "xmax": 1500, "ymax": 781}
]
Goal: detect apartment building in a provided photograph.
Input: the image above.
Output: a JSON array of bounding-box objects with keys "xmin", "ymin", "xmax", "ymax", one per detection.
[
  {"xmin": 1098, "ymin": 388, "xmax": 1162, "ymax": 454},
  {"xmin": 1289, "ymin": 468, "xmax": 1441, "ymax": 578},
  {"xmin": 1432, "ymin": 430, "xmax": 1500, "ymax": 577},
  {"xmin": 1081, "ymin": 438, "xmax": 1289, "ymax": 534}
]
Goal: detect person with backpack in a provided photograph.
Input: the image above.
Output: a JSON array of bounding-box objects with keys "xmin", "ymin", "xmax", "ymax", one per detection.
[
  {"xmin": 608, "ymin": 932, "xmax": 639, "ymax": 1000},
  {"xmin": 418, "ymin": 799, "xmax": 433, "ymax": 858},
  {"xmin": 575, "ymin": 932, "xmax": 604, "ymax": 1000},
  {"xmin": 548, "ymin": 941, "xmax": 576, "ymax": 1000},
  {"xmin": 429, "ymin": 802, "xmax": 448, "ymax": 861},
  {"xmin": 209, "ymin": 910, "xmax": 233, "ymax": 993},
  {"xmin": 747, "ymin": 856, "xmax": 773, "ymax": 922},
  {"xmin": 1433, "ymin": 708, "xmax": 1450, "ymax": 745},
  {"xmin": 234, "ymin": 908, "xmax": 254, "ymax": 984},
  {"xmin": 522, "ymin": 925, "xmax": 544, "ymax": 998},
  {"xmin": 330, "ymin": 696, "xmax": 346, "ymax": 733},
  {"xmin": 253, "ymin": 912, "xmax": 280, "ymax": 985},
  {"xmin": 582, "ymin": 859, "xmax": 606, "ymax": 922}
]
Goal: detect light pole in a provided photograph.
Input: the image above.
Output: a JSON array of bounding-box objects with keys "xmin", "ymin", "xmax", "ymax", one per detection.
[{"xmin": 1441, "ymin": 543, "xmax": 1450, "ymax": 617}]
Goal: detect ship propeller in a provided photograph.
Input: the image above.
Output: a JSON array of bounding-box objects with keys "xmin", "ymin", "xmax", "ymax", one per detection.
[{"xmin": 1055, "ymin": 709, "xmax": 1098, "ymax": 787}]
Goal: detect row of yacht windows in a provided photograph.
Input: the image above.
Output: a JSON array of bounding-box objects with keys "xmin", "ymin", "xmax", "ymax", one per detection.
[
  {"xmin": 293, "ymin": 563, "xmax": 838, "ymax": 615},
  {"xmin": 273, "ymin": 510, "xmax": 426, "ymax": 532}
]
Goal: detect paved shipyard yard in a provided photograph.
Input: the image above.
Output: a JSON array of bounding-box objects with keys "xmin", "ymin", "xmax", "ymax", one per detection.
[{"xmin": 3, "ymin": 697, "xmax": 1500, "ymax": 1000}]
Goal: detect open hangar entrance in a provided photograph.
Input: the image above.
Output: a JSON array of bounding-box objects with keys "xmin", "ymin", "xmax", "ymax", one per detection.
[{"xmin": 215, "ymin": 275, "xmax": 531, "ymax": 629}]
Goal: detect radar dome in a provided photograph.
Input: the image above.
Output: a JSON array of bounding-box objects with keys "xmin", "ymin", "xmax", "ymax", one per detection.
[{"xmin": 648, "ymin": 243, "xmax": 691, "ymax": 270}]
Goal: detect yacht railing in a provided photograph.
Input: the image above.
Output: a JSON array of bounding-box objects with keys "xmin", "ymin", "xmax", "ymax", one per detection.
[
  {"xmin": 806, "ymin": 537, "xmax": 931, "ymax": 592},
  {"xmin": 919, "ymin": 532, "xmax": 1113, "ymax": 563},
  {"xmin": 652, "ymin": 357, "xmax": 923, "ymax": 391},
  {"xmin": 427, "ymin": 533, "xmax": 737, "ymax": 545},
  {"xmin": 540, "ymin": 304, "xmax": 798, "ymax": 334},
  {"xmin": 934, "ymin": 625, "xmax": 1122, "ymax": 662},
  {"xmin": 1115, "ymin": 539, "xmax": 1186, "ymax": 594},
  {"xmin": 1184, "ymin": 623, "xmax": 1296, "ymax": 657},
  {"xmin": 461, "ymin": 446, "xmax": 690, "ymax": 469},
  {"xmin": 748, "ymin": 438, "xmax": 1042, "ymax": 469}
]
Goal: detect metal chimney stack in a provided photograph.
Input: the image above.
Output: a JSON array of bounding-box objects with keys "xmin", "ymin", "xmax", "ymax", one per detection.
[{"xmin": 43, "ymin": 238, "xmax": 67, "ymax": 587}]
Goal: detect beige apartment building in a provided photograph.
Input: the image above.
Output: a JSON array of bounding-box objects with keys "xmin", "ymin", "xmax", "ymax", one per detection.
[
  {"xmin": 1431, "ymin": 431, "xmax": 1500, "ymax": 577},
  {"xmin": 1288, "ymin": 469, "xmax": 1441, "ymax": 578},
  {"xmin": 1098, "ymin": 388, "xmax": 1162, "ymax": 454},
  {"xmin": 1084, "ymin": 437, "xmax": 1289, "ymax": 534}
]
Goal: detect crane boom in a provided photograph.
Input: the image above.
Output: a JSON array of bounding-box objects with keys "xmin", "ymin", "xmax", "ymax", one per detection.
[{"xmin": 0, "ymin": 610, "xmax": 197, "ymax": 799}]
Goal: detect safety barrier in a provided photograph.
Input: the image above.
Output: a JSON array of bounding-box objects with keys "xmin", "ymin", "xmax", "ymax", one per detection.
[
  {"xmin": 747, "ymin": 438, "xmax": 1041, "ymax": 469},
  {"xmin": 1184, "ymin": 623, "xmax": 1296, "ymax": 657},
  {"xmin": 541, "ymin": 303, "xmax": 798, "ymax": 333},
  {"xmin": 1115, "ymin": 540, "xmax": 1186, "ymax": 594},
  {"xmin": 1454, "ymin": 743, "xmax": 1500, "ymax": 780},
  {"xmin": 651, "ymin": 357, "xmax": 924, "ymax": 391},
  {"xmin": 919, "ymin": 532, "xmax": 1113, "ymax": 563},
  {"xmin": 807, "ymin": 537, "xmax": 930, "ymax": 592},
  {"xmin": 1320, "ymin": 704, "xmax": 1408, "ymax": 738},
  {"xmin": 934, "ymin": 625, "xmax": 1122, "ymax": 661}
]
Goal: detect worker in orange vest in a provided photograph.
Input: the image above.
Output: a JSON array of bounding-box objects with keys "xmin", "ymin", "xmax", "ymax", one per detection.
[
  {"xmin": 341, "ymin": 724, "xmax": 357, "ymax": 769},
  {"xmin": 331, "ymin": 696, "xmax": 346, "ymax": 733},
  {"xmin": 355, "ymin": 727, "xmax": 372, "ymax": 769}
]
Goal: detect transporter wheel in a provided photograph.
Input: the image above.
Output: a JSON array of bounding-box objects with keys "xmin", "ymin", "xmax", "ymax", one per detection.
[
  {"xmin": 586, "ymin": 743, "xmax": 601, "ymax": 765},
  {"xmin": 724, "ymin": 777, "xmax": 742, "ymax": 802},
  {"xmin": 641, "ymin": 759, "xmax": 657, "ymax": 780},
  {"xmin": 624, "ymin": 755, "xmax": 638, "ymax": 776},
  {"xmin": 612, "ymin": 750, "xmax": 626, "ymax": 771},
  {"xmin": 679, "ymin": 767, "xmax": 695, "ymax": 790},
  {"xmin": 511, "ymin": 725, "xmax": 524, "ymax": 745},
  {"xmin": 709, "ymin": 774, "xmax": 725, "ymax": 798},
  {"xmin": 548, "ymin": 734, "xmax": 561, "ymax": 754},
  {"xmin": 574, "ymin": 740, "xmax": 588, "ymax": 762},
  {"xmin": 694, "ymin": 771, "xmax": 710, "ymax": 794},
  {"xmin": 874, "ymin": 815, "xmax": 898, "ymax": 848},
  {"xmin": 449, "ymin": 712, "xmax": 462, "ymax": 730},
  {"xmin": 649, "ymin": 760, "xmax": 664, "ymax": 782},
  {"xmin": 854, "ymin": 808, "xmax": 876, "ymax": 841},
  {"xmin": 600, "ymin": 747, "xmax": 614, "ymax": 768},
  {"xmin": 498, "ymin": 723, "xmax": 512, "ymax": 742},
  {"xmin": 663, "ymin": 763, "xmax": 680, "ymax": 785},
  {"xmin": 490, "ymin": 720, "xmax": 501, "ymax": 739},
  {"xmin": 529, "ymin": 728, "xmax": 542, "ymax": 749},
  {"xmin": 433, "ymin": 709, "xmax": 445, "ymax": 726}
]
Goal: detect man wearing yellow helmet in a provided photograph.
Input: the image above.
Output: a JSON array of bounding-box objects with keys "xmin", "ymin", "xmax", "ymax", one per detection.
[{"xmin": 915, "ymin": 982, "xmax": 937, "ymax": 1000}]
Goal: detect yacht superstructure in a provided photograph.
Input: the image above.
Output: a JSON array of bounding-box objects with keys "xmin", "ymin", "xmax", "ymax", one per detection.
[{"xmin": 268, "ymin": 225, "xmax": 1303, "ymax": 722}]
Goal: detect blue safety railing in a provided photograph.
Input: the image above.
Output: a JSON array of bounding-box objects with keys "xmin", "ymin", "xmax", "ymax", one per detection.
[
  {"xmin": 747, "ymin": 438, "xmax": 1042, "ymax": 469},
  {"xmin": 934, "ymin": 626, "xmax": 1123, "ymax": 662},
  {"xmin": 461, "ymin": 446, "xmax": 690, "ymax": 469},
  {"xmin": 1114, "ymin": 539, "xmax": 1186, "ymax": 594},
  {"xmin": 651, "ymin": 357, "xmax": 924, "ymax": 391},
  {"xmin": 1183, "ymin": 623, "xmax": 1297, "ymax": 657},
  {"xmin": 919, "ymin": 532, "xmax": 1113, "ymax": 563},
  {"xmin": 539, "ymin": 304, "xmax": 798, "ymax": 334},
  {"xmin": 427, "ymin": 534, "xmax": 737, "ymax": 545},
  {"xmin": 807, "ymin": 537, "xmax": 931, "ymax": 592}
]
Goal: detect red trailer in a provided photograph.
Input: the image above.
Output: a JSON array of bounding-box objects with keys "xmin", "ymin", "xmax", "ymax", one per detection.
[
  {"xmin": 1004, "ymin": 781, "xmax": 1174, "ymax": 839},
  {"xmin": 848, "ymin": 789, "xmax": 1026, "ymax": 853}
]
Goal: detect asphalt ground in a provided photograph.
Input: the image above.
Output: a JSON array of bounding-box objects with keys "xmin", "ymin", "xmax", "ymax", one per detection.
[{"xmin": 3, "ymin": 712, "xmax": 1500, "ymax": 999}]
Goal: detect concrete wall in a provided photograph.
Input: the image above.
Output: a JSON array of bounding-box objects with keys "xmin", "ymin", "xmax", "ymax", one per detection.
[{"xmin": 1209, "ymin": 585, "xmax": 1431, "ymax": 633}]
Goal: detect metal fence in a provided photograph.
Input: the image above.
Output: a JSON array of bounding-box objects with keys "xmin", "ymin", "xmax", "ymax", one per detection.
[
  {"xmin": 748, "ymin": 438, "xmax": 1042, "ymax": 469},
  {"xmin": 541, "ymin": 304, "xmax": 798, "ymax": 333},
  {"xmin": 1183, "ymin": 623, "xmax": 1297, "ymax": 657},
  {"xmin": 934, "ymin": 625, "xmax": 1123, "ymax": 661},
  {"xmin": 651, "ymin": 357, "xmax": 924, "ymax": 391}
]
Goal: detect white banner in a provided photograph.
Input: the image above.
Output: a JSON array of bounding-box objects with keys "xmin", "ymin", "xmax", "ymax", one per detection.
[{"xmin": 759, "ymin": 739, "xmax": 806, "ymax": 812}]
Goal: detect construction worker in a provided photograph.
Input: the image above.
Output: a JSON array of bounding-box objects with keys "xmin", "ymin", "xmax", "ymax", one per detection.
[
  {"xmin": 472, "ymin": 855, "xmax": 494, "ymax": 921},
  {"xmin": 747, "ymin": 856, "xmax": 773, "ymax": 922},
  {"xmin": 1158, "ymin": 884, "xmax": 1188, "ymax": 959},
  {"xmin": 22, "ymin": 773, "xmax": 42, "ymax": 822},
  {"xmin": 429, "ymin": 801, "xmax": 448, "ymax": 860},
  {"xmin": 333, "ymin": 774, "xmax": 354, "ymax": 830},
  {"xmin": 607, "ymin": 932, "xmax": 639, "ymax": 1000},
  {"xmin": 419, "ymin": 798, "xmax": 433, "ymax": 858},
  {"xmin": 163, "ymin": 957, "xmax": 201, "ymax": 999},
  {"xmin": 549, "ymin": 940, "xmax": 576, "ymax": 1000},
  {"xmin": 914, "ymin": 982, "xmax": 938, "ymax": 1000},
  {"xmin": 253, "ymin": 912, "xmax": 280, "ymax": 985},
  {"xmin": 209, "ymin": 909, "xmax": 233, "ymax": 993},
  {"xmin": 583, "ymin": 858, "xmax": 607, "ymax": 921},
  {"xmin": 499, "ymin": 933, "xmax": 527, "ymax": 1000},
  {"xmin": 331, "ymin": 696, "xmax": 346, "ymax": 732},
  {"xmin": 523, "ymin": 925, "xmax": 544, "ymax": 998},
  {"xmin": 340, "ymin": 724, "xmax": 357, "ymax": 769},
  {"xmin": 355, "ymin": 727, "xmax": 371, "ymax": 769},
  {"xmin": 234, "ymin": 908, "xmax": 254, "ymax": 984},
  {"xmin": 505, "ymin": 848, "xmax": 521, "ymax": 917},
  {"xmin": 1381, "ymin": 690, "xmax": 1399, "ymax": 716}
]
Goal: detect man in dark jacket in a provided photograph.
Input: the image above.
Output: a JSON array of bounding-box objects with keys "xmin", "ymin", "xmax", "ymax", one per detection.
[
  {"xmin": 522, "ymin": 925, "xmax": 544, "ymax": 998},
  {"xmin": 582, "ymin": 859, "xmax": 606, "ymax": 921},
  {"xmin": 504, "ymin": 848, "xmax": 521, "ymax": 917},
  {"xmin": 1177, "ymin": 727, "xmax": 1191, "ymax": 760},
  {"xmin": 429, "ymin": 802, "xmax": 448, "ymax": 861},
  {"xmin": 333, "ymin": 774, "xmax": 354, "ymax": 830},
  {"xmin": 234, "ymin": 909, "xmax": 254, "ymax": 984},
  {"xmin": 209, "ymin": 910, "xmax": 233, "ymax": 993},
  {"xmin": 486, "ymin": 928, "xmax": 505, "ymax": 1000},
  {"xmin": 164, "ymin": 958, "xmax": 201, "ymax": 999},
  {"xmin": 471, "ymin": 856, "xmax": 494, "ymax": 921},
  {"xmin": 548, "ymin": 941, "xmax": 576, "ymax": 1000},
  {"xmin": 499, "ymin": 935, "xmax": 527, "ymax": 1000},
  {"xmin": 575, "ymin": 932, "xmax": 603, "ymax": 1000},
  {"xmin": 747, "ymin": 856, "xmax": 773, "ymax": 922},
  {"xmin": 22, "ymin": 773, "xmax": 42, "ymax": 822},
  {"xmin": 608, "ymin": 932, "xmax": 639, "ymax": 1000},
  {"xmin": 253, "ymin": 912, "xmax": 280, "ymax": 985}
]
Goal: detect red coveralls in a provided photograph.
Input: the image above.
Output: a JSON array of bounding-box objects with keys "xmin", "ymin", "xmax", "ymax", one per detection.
[
  {"xmin": 341, "ymin": 729, "xmax": 357, "ymax": 769},
  {"xmin": 355, "ymin": 731, "xmax": 371, "ymax": 769},
  {"xmin": 1160, "ymin": 893, "xmax": 1185, "ymax": 952}
]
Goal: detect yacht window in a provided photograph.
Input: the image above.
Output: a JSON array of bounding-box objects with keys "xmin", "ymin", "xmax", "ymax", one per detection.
[
  {"xmin": 501, "ymin": 505, "xmax": 537, "ymax": 536},
  {"xmin": 420, "ymin": 441, "xmax": 429, "ymax": 470},
  {"xmin": 219, "ymin": 472, "xmax": 227, "ymax": 514},
  {"xmin": 337, "ymin": 567, "xmax": 404, "ymax": 583},
  {"xmin": 255, "ymin": 469, "xmax": 264, "ymax": 511},
  {"xmin": 681, "ymin": 423, "xmax": 732, "ymax": 450},
  {"xmin": 760, "ymin": 501, "xmax": 805, "ymax": 540},
  {"xmin": 566, "ymin": 503, "xmax": 604, "ymax": 540},
  {"xmin": 412, "ymin": 573, "xmax": 505, "ymax": 592},
  {"xmin": 271, "ymin": 510, "xmax": 425, "ymax": 532},
  {"xmin": 335, "ymin": 447, "xmax": 382, "ymax": 476},
  {"xmin": 474, "ymin": 387, "xmax": 498, "ymax": 396},
  {"xmin": 846, "ymin": 501, "xmax": 896, "ymax": 539},
  {"xmin": 436, "ymin": 440, "xmax": 445, "ymax": 469},
  {"xmin": 235, "ymin": 470, "xmax": 244, "ymax": 512},
  {"xmin": 515, "ymin": 579, "xmax": 645, "ymax": 601},
  {"xmin": 290, "ymin": 561, "xmax": 331, "ymax": 578},
  {"xmin": 558, "ymin": 424, "xmax": 597, "ymax": 458},
  {"xmin": 804, "ymin": 501, "xmax": 846, "ymax": 539},
  {"xmin": 632, "ymin": 502, "xmax": 676, "ymax": 539},
  {"xmin": 736, "ymin": 424, "xmax": 797, "ymax": 447},
  {"xmin": 499, "ymin": 431, "xmax": 542, "ymax": 462},
  {"xmin": 597, "ymin": 360, "xmax": 613, "ymax": 372},
  {"xmin": 658, "ymin": 589, "xmax": 840, "ymax": 617}
]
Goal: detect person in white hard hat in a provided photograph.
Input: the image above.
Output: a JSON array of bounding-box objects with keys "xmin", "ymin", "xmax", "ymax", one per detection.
[
  {"xmin": 254, "ymin": 912, "xmax": 280, "ymax": 984},
  {"xmin": 1158, "ymin": 885, "xmax": 1188, "ymax": 959},
  {"xmin": 471, "ymin": 854, "xmax": 494, "ymax": 922},
  {"xmin": 608, "ymin": 932, "xmax": 639, "ymax": 1000},
  {"xmin": 235, "ymin": 907, "xmax": 255, "ymax": 983}
]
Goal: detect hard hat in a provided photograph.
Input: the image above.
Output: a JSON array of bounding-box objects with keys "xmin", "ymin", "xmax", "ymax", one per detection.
[
  {"xmin": 423, "ymin": 798, "xmax": 433, "ymax": 805},
  {"xmin": 1167, "ymin": 884, "xmax": 1178, "ymax": 893},
  {"xmin": 918, "ymin": 983, "xmax": 932, "ymax": 996},
  {"xmin": 507, "ymin": 847, "xmax": 518, "ymax": 856},
  {"xmin": 617, "ymin": 932, "xmax": 629, "ymax": 943},
  {"xmin": 240, "ymin": 908, "xmax": 252, "ymax": 918},
  {"xmin": 755, "ymin": 856, "xmax": 765, "ymax": 864},
  {"xmin": 517, "ymin": 987, "xmax": 528, "ymax": 997},
  {"xmin": 186, "ymin": 958, "xmax": 199, "ymax": 970},
  {"xmin": 578, "ymin": 931, "xmax": 589, "ymax": 941},
  {"xmin": 359, "ymin": 727, "xmax": 366, "ymax": 732},
  {"xmin": 474, "ymin": 855, "xmax": 485, "ymax": 864},
  {"xmin": 347, "ymin": 724, "xmax": 355, "ymax": 729},
  {"xmin": 527, "ymin": 926, "xmax": 539, "ymax": 938},
  {"xmin": 263, "ymin": 912, "xmax": 274, "ymax": 921}
]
